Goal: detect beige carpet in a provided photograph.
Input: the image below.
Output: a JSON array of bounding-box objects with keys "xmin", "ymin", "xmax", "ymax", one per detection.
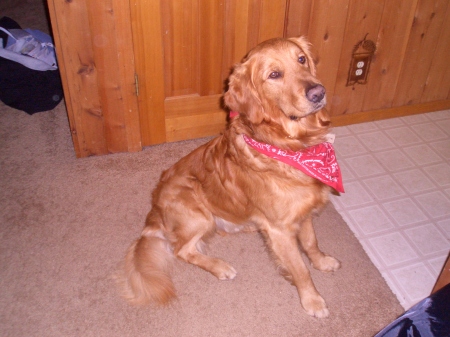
[
  {"xmin": 1, "ymin": 1, "xmax": 403, "ymax": 335},
  {"xmin": 0, "ymin": 100, "xmax": 405, "ymax": 337}
]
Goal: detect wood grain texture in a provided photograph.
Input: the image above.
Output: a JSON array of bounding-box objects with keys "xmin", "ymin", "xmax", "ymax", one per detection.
[
  {"xmin": 161, "ymin": 0, "xmax": 199, "ymax": 97},
  {"xmin": 48, "ymin": 0, "xmax": 140, "ymax": 157},
  {"xmin": 257, "ymin": 0, "xmax": 287, "ymax": 41},
  {"xmin": 222, "ymin": 0, "xmax": 251, "ymax": 79},
  {"xmin": 362, "ymin": 0, "xmax": 418, "ymax": 111},
  {"xmin": 86, "ymin": 0, "xmax": 129, "ymax": 153},
  {"xmin": 48, "ymin": 0, "xmax": 450, "ymax": 156},
  {"xmin": 113, "ymin": 0, "xmax": 142, "ymax": 152},
  {"xmin": 393, "ymin": 0, "xmax": 449, "ymax": 107},
  {"xmin": 198, "ymin": 1, "xmax": 225, "ymax": 96},
  {"xmin": 421, "ymin": 2, "xmax": 450, "ymax": 103},
  {"xmin": 138, "ymin": 0, "xmax": 289, "ymax": 147},
  {"xmin": 285, "ymin": 0, "xmax": 313, "ymax": 37},
  {"xmin": 46, "ymin": 0, "xmax": 81, "ymax": 157},
  {"xmin": 330, "ymin": 0, "xmax": 386, "ymax": 116},
  {"xmin": 131, "ymin": 0, "xmax": 167, "ymax": 146},
  {"xmin": 48, "ymin": 0, "xmax": 106, "ymax": 157},
  {"xmin": 164, "ymin": 93, "xmax": 227, "ymax": 141},
  {"xmin": 165, "ymin": 95, "xmax": 224, "ymax": 118},
  {"xmin": 306, "ymin": 0, "xmax": 349, "ymax": 106}
]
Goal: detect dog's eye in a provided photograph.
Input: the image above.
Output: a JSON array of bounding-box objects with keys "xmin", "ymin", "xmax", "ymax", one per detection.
[
  {"xmin": 298, "ymin": 56, "xmax": 307, "ymax": 64},
  {"xmin": 269, "ymin": 71, "xmax": 281, "ymax": 79}
]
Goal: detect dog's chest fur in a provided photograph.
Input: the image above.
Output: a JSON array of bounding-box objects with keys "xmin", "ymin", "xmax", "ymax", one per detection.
[{"xmin": 175, "ymin": 132, "xmax": 330, "ymax": 227}]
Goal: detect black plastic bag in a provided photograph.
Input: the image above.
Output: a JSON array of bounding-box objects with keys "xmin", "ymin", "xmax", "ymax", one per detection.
[{"xmin": 0, "ymin": 17, "xmax": 63, "ymax": 114}]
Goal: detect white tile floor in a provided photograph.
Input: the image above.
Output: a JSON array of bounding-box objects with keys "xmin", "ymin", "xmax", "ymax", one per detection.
[{"xmin": 329, "ymin": 109, "xmax": 450, "ymax": 310}]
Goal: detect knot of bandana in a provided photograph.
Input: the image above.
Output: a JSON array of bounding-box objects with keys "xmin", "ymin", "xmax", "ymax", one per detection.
[{"xmin": 242, "ymin": 134, "xmax": 344, "ymax": 193}]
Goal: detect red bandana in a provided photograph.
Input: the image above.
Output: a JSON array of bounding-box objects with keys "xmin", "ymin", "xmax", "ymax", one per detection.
[{"xmin": 242, "ymin": 135, "xmax": 344, "ymax": 192}]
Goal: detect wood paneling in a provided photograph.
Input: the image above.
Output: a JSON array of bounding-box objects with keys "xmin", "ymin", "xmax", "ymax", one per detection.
[
  {"xmin": 416, "ymin": 1, "xmax": 450, "ymax": 103},
  {"xmin": 48, "ymin": 0, "xmax": 104, "ymax": 157},
  {"xmin": 330, "ymin": 0, "xmax": 386, "ymax": 116},
  {"xmin": 164, "ymin": 94, "xmax": 225, "ymax": 142},
  {"xmin": 47, "ymin": 0, "xmax": 140, "ymax": 157},
  {"xmin": 288, "ymin": 0, "xmax": 450, "ymax": 118},
  {"xmin": 48, "ymin": 0, "xmax": 450, "ymax": 157},
  {"xmin": 393, "ymin": 0, "xmax": 450, "ymax": 107},
  {"xmin": 161, "ymin": 0, "xmax": 200, "ymax": 97},
  {"xmin": 114, "ymin": 0, "xmax": 142, "ymax": 151},
  {"xmin": 199, "ymin": 1, "xmax": 226, "ymax": 96},
  {"xmin": 285, "ymin": 0, "xmax": 313, "ymax": 37},
  {"xmin": 130, "ymin": 0, "xmax": 166, "ymax": 146},
  {"xmin": 305, "ymin": 0, "xmax": 350, "ymax": 104},
  {"xmin": 362, "ymin": 0, "xmax": 418, "ymax": 111},
  {"xmin": 132, "ymin": 0, "xmax": 289, "ymax": 147},
  {"xmin": 258, "ymin": 0, "xmax": 287, "ymax": 41}
]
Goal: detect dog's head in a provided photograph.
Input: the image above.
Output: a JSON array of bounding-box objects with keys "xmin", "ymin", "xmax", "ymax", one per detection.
[{"xmin": 224, "ymin": 36, "xmax": 330, "ymax": 150}]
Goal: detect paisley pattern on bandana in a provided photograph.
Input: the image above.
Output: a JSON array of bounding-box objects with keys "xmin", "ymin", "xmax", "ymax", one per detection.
[{"xmin": 242, "ymin": 134, "xmax": 344, "ymax": 193}]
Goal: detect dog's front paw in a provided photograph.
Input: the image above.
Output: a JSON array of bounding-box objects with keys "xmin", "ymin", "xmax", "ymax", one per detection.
[
  {"xmin": 301, "ymin": 295, "xmax": 329, "ymax": 318},
  {"xmin": 214, "ymin": 261, "xmax": 237, "ymax": 280},
  {"xmin": 311, "ymin": 255, "xmax": 341, "ymax": 272},
  {"xmin": 217, "ymin": 266, "xmax": 237, "ymax": 280}
]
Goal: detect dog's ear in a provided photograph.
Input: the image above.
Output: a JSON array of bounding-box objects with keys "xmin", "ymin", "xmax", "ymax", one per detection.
[
  {"xmin": 288, "ymin": 36, "xmax": 317, "ymax": 76},
  {"xmin": 224, "ymin": 62, "xmax": 265, "ymax": 124}
]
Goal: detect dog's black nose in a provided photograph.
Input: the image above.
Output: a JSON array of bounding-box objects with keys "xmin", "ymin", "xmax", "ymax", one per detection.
[{"xmin": 306, "ymin": 84, "xmax": 325, "ymax": 103}]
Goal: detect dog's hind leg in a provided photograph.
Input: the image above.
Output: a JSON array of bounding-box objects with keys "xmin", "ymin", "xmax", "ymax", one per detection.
[
  {"xmin": 297, "ymin": 216, "xmax": 341, "ymax": 272},
  {"xmin": 175, "ymin": 232, "xmax": 237, "ymax": 280},
  {"xmin": 169, "ymin": 204, "xmax": 237, "ymax": 280}
]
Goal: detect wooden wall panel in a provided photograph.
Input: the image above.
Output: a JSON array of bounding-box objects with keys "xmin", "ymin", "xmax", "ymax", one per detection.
[
  {"xmin": 258, "ymin": 0, "xmax": 287, "ymax": 41},
  {"xmin": 223, "ymin": 0, "xmax": 288, "ymax": 69},
  {"xmin": 48, "ymin": 0, "xmax": 450, "ymax": 157},
  {"xmin": 306, "ymin": 0, "xmax": 349, "ymax": 105},
  {"xmin": 48, "ymin": 0, "xmax": 140, "ymax": 157},
  {"xmin": 285, "ymin": 0, "xmax": 313, "ymax": 37},
  {"xmin": 86, "ymin": 1, "xmax": 130, "ymax": 153},
  {"xmin": 245, "ymin": 0, "xmax": 263, "ymax": 50},
  {"xmin": 421, "ymin": 2, "xmax": 450, "ymax": 103},
  {"xmin": 48, "ymin": 0, "xmax": 106, "ymax": 157},
  {"xmin": 362, "ymin": 0, "xmax": 418, "ymax": 111},
  {"xmin": 113, "ymin": 0, "xmax": 142, "ymax": 151},
  {"xmin": 393, "ymin": 0, "xmax": 449, "ymax": 107},
  {"xmin": 330, "ymin": 0, "xmax": 386, "ymax": 116},
  {"xmin": 47, "ymin": 0, "xmax": 80, "ymax": 156}
]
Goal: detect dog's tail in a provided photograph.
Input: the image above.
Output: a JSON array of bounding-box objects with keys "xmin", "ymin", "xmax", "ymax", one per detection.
[{"xmin": 117, "ymin": 212, "xmax": 175, "ymax": 305}]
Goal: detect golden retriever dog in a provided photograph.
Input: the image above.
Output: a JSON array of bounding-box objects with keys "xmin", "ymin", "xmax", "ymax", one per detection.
[{"xmin": 117, "ymin": 36, "xmax": 343, "ymax": 318}]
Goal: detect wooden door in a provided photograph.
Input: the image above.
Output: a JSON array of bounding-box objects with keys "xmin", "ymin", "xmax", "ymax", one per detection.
[{"xmin": 131, "ymin": 0, "xmax": 289, "ymax": 146}]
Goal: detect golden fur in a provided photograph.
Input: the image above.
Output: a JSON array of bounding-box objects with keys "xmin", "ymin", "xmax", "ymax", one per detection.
[{"xmin": 117, "ymin": 36, "xmax": 341, "ymax": 318}]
